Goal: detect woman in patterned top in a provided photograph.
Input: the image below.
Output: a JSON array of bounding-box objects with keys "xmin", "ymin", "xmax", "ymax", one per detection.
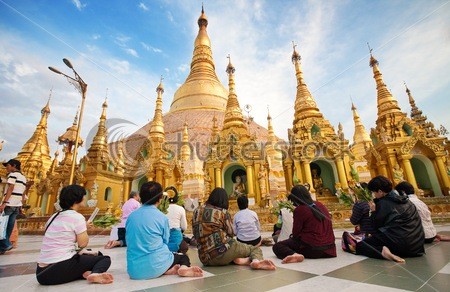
[{"xmin": 192, "ymin": 188, "xmax": 275, "ymax": 270}]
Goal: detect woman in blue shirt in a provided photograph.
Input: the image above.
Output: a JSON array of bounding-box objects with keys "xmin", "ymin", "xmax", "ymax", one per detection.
[{"xmin": 126, "ymin": 181, "xmax": 203, "ymax": 279}]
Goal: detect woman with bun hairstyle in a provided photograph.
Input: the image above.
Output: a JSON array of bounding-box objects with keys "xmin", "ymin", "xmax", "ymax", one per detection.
[{"xmin": 165, "ymin": 186, "xmax": 188, "ymax": 253}]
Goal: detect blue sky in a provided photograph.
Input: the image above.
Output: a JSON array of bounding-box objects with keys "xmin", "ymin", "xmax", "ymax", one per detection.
[{"xmin": 0, "ymin": 0, "xmax": 449, "ymax": 162}]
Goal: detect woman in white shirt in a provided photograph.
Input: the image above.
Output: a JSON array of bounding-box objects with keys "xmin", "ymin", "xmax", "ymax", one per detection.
[
  {"xmin": 36, "ymin": 185, "xmax": 113, "ymax": 285},
  {"xmin": 165, "ymin": 186, "xmax": 188, "ymax": 253}
]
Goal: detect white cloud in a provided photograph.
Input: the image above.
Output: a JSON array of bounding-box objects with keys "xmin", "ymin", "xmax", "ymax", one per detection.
[
  {"xmin": 71, "ymin": 0, "xmax": 86, "ymax": 11},
  {"xmin": 92, "ymin": 34, "xmax": 101, "ymax": 40},
  {"xmin": 167, "ymin": 11, "xmax": 174, "ymax": 22},
  {"xmin": 106, "ymin": 59, "xmax": 131, "ymax": 75},
  {"xmin": 124, "ymin": 48, "xmax": 139, "ymax": 58},
  {"xmin": 139, "ymin": 3, "xmax": 149, "ymax": 11},
  {"xmin": 177, "ymin": 64, "xmax": 188, "ymax": 72},
  {"xmin": 141, "ymin": 42, "xmax": 162, "ymax": 53},
  {"xmin": 14, "ymin": 62, "xmax": 38, "ymax": 76}
]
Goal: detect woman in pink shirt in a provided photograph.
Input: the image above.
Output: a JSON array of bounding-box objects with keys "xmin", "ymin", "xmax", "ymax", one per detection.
[
  {"xmin": 36, "ymin": 185, "xmax": 113, "ymax": 285},
  {"xmin": 105, "ymin": 191, "xmax": 141, "ymax": 248}
]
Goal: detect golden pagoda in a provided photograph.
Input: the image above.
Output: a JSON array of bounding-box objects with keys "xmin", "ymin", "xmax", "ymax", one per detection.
[
  {"xmin": 203, "ymin": 56, "xmax": 284, "ymax": 206},
  {"xmin": 286, "ymin": 43, "xmax": 353, "ymax": 199},
  {"xmin": 117, "ymin": 7, "xmax": 275, "ymax": 202},
  {"xmin": 349, "ymin": 102, "xmax": 372, "ymax": 182},
  {"xmin": 365, "ymin": 52, "xmax": 449, "ymax": 196},
  {"xmin": 16, "ymin": 94, "xmax": 52, "ymax": 179}
]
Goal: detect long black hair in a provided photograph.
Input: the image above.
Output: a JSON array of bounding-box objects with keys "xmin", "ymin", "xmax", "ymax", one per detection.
[
  {"xmin": 206, "ymin": 188, "xmax": 229, "ymax": 210},
  {"xmin": 290, "ymin": 184, "xmax": 326, "ymax": 222}
]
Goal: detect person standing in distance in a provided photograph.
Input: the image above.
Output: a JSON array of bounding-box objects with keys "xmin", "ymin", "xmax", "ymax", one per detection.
[{"xmin": 1, "ymin": 159, "xmax": 27, "ymax": 254}]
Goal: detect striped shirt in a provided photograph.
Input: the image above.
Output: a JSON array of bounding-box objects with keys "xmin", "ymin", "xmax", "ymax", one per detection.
[
  {"xmin": 3, "ymin": 171, "xmax": 27, "ymax": 207},
  {"xmin": 37, "ymin": 210, "xmax": 87, "ymax": 264}
]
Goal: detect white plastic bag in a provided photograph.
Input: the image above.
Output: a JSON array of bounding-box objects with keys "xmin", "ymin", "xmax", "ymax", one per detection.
[{"xmin": 0, "ymin": 212, "xmax": 9, "ymax": 240}]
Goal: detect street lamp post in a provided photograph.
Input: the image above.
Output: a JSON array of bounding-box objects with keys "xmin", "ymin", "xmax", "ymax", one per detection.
[{"xmin": 49, "ymin": 58, "xmax": 87, "ymax": 185}]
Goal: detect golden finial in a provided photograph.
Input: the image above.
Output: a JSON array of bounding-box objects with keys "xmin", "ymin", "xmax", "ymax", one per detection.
[
  {"xmin": 202, "ymin": 2, "xmax": 204, "ymax": 14},
  {"xmin": 367, "ymin": 42, "xmax": 373, "ymax": 55},
  {"xmin": 267, "ymin": 105, "xmax": 271, "ymax": 119},
  {"xmin": 226, "ymin": 54, "xmax": 235, "ymax": 74},
  {"xmin": 156, "ymin": 76, "xmax": 164, "ymax": 93},
  {"xmin": 103, "ymin": 88, "xmax": 108, "ymax": 107},
  {"xmin": 291, "ymin": 41, "xmax": 301, "ymax": 63},
  {"xmin": 73, "ymin": 107, "xmax": 80, "ymax": 125}
]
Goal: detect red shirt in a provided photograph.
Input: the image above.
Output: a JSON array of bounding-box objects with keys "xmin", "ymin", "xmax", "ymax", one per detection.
[{"xmin": 292, "ymin": 201, "xmax": 336, "ymax": 257}]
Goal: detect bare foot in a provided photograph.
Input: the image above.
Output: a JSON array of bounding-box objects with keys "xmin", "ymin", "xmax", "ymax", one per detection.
[
  {"xmin": 82, "ymin": 271, "xmax": 92, "ymax": 279},
  {"xmin": 86, "ymin": 272, "xmax": 114, "ymax": 284},
  {"xmin": 104, "ymin": 240, "xmax": 121, "ymax": 249},
  {"xmin": 281, "ymin": 253, "xmax": 305, "ymax": 264},
  {"xmin": 177, "ymin": 265, "xmax": 204, "ymax": 277},
  {"xmin": 233, "ymin": 257, "xmax": 251, "ymax": 265},
  {"xmin": 164, "ymin": 264, "xmax": 180, "ymax": 275},
  {"xmin": 436, "ymin": 234, "xmax": 450, "ymax": 242},
  {"xmin": 381, "ymin": 246, "xmax": 405, "ymax": 263},
  {"xmin": 250, "ymin": 259, "xmax": 276, "ymax": 270}
]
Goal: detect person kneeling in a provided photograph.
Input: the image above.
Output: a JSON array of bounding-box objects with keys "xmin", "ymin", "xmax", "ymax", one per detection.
[{"xmin": 126, "ymin": 181, "xmax": 203, "ymax": 279}]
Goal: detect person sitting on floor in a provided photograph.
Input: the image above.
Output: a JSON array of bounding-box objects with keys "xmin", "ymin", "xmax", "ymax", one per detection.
[
  {"xmin": 165, "ymin": 186, "xmax": 189, "ymax": 253},
  {"xmin": 276, "ymin": 191, "xmax": 302, "ymax": 243},
  {"xmin": 350, "ymin": 183, "xmax": 376, "ymax": 238},
  {"xmin": 342, "ymin": 176, "xmax": 425, "ymax": 263},
  {"xmin": 192, "ymin": 188, "xmax": 275, "ymax": 270},
  {"xmin": 233, "ymin": 195, "xmax": 262, "ymax": 246},
  {"xmin": 36, "ymin": 185, "xmax": 113, "ymax": 285},
  {"xmin": 272, "ymin": 185, "xmax": 336, "ymax": 264},
  {"xmin": 395, "ymin": 181, "xmax": 450, "ymax": 243},
  {"xmin": 126, "ymin": 181, "xmax": 203, "ymax": 280},
  {"xmin": 105, "ymin": 190, "xmax": 141, "ymax": 249}
]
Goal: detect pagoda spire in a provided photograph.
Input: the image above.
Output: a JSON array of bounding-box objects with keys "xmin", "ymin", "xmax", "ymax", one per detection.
[
  {"xmin": 18, "ymin": 92, "xmax": 52, "ymax": 159},
  {"xmin": 404, "ymin": 82, "xmax": 427, "ymax": 126},
  {"xmin": 210, "ymin": 114, "xmax": 219, "ymax": 142},
  {"xmin": 368, "ymin": 44, "xmax": 402, "ymax": 118},
  {"xmin": 181, "ymin": 122, "xmax": 191, "ymax": 161},
  {"xmin": 86, "ymin": 97, "xmax": 110, "ymax": 164},
  {"xmin": 291, "ymin": 41, "xmax": 323, "ymax": 126},
  {"xmin": 149, "ymin": 78, "xmax": 166, "ymax": 142},
  {"xmin": 222, "ymin": 55, "xmax": 246, "ymax": 131},
  {"xmin": 351, "ymin": 102, "xmax": 372, "ymax": 159},
  {"xmin": 48, "ymin": 149, "xmax": 60, "ymax": 175},
  {"xmin": 170, "ymin": 5, "xmax": 228, "ymax": 112},
  {"xmin": 58, "ymin": 108, "xmax": 83, "ymax": 165},
  {"xmin": 267, "ymin": 106, "xmax": 276, "ymax": 143}
]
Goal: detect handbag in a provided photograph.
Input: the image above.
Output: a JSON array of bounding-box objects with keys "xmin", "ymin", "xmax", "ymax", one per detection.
[{"xmin": 0, "ymin": 211, "xmax": 10, "ymax": 240}]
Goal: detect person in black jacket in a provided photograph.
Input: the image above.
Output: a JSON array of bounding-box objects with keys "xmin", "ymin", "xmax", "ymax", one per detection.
[{"xmin": 343, "ymin": 176, "xmax": 424, "ymax": 263}]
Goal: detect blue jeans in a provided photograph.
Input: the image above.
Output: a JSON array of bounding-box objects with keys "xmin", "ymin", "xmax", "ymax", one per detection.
[
  {"xmin": 0, "ymin": 206, "xmax": 20, "ymax": 251},
  {"xmin": 168, "ymin": 228, "xmax": 183, "ymax": 252}
]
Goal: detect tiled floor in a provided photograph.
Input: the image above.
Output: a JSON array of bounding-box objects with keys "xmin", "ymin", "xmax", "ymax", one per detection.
[{"xmin": 1, "ymin": 225, "xmax": 450, "ymax": 292}]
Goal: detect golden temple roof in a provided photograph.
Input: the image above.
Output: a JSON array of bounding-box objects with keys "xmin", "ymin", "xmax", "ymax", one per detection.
[
  {"xmin": 17, "ymin": 94, "xmax": 52, "ymax": 173},
  {"xmin": 369, "ymin": 52, "xmax": 402, "ymax": 118},
  {"xmin": 170, "ymin": 7, "xmax": 228, "ymax": 113},
  {"xmin": 350, "ymin": 102, "xmax": 372, "ymax": 159},
  {"xmin": 86, "ymin": 99, "xmax": 109, "ymax": 163},
  {"xmin": 222, "ymin": 56, "xmax": 247, "ymax": 132},
  {"xmin": 291, "ymin": 42, "xmax": 324, "ymax": 126}
]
